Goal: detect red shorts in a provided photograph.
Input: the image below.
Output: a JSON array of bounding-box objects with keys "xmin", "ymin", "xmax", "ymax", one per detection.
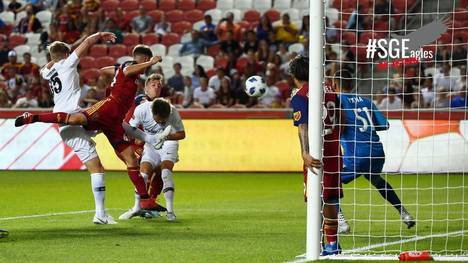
[
  {"xmin": 303, "ymin": 157, "xmax": 342, "ymax": 202},
  {"xmin": 83, "ymin": 98, "xmax": 132, "ymax": 153}
]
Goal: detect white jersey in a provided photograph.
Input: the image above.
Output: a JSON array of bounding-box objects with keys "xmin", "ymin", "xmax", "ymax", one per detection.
[
  {"xmin": 129, "ymin": 101, "xmax": 185, "ymax": 134},
  {"xmin": 40, "ymin": 51, "xmax": 81, "ymax": 113}
]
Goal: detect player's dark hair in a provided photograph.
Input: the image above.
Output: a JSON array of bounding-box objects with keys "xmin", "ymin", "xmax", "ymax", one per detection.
[
  {"xmin": 152, "ymin": 98, "xmax": 171, "ymax": 119},
  {"xmin": 132, "ymin": 44, "xmax": 153, "ymax": 58},
  {"xmin": 288, "ymin": 55, "xmax": 309, "ymax": 81},
  {"xmin": 333, "ymin": 69, "xmax": 353, "ymax": 91}
]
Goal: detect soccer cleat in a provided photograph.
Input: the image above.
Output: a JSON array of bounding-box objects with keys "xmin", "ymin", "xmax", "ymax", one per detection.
[
  {"xmin": 119, "ymin": 209, "xmax": 144, "ymax": 220},
  {"xmin": 0, "ymin": 229, "xmax": 9, "ymax": 238},
  {"xmin": 166, "ymin": 212, "xmax": 176, "ymax": 222},
  {"xmin": 93, "ymin": 214, "xmax": 117, "ymax": 225},
  {"xmin": 401, "ymin": 210, "xmax": 416, "ymax": 229},
  {"xmin": 153, "ymin": 202, "xmax": 167, "ymax": 212},
  {"xmin": 338, "ymin": 210, "xmax": 350, "ymax": 234},
  {"xmin": 140, "ymin": 197, "xmax": 160, "ymax": 211},
  {"xmin": 141, "ymin": 210, "xmax": 161, "ymax": 219},
  {"xmin": 321, "ymin": 242, "xmax": 341, "ymax": 256},
  {"xmin": 14, "ymin": 112, "xmax": 33, "ymax": 127}
]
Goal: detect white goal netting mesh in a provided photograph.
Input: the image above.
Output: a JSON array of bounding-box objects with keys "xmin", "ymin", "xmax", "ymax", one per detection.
[{"xmin": 320, "ymin": 0, "xmax": 468, "ymax": 258}]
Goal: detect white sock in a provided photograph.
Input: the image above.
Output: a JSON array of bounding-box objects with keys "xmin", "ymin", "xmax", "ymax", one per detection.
[
  {"xmin": 132, "ymin": 191, "xmax": 141, "ymax": 212},
  {"xmin": 141, "ymin": 172, "xmax": 149, "ymax": 184},
  {"xmin": 161, "ymin": 169, "xmax": 174, "ymax": 213},
  {"xmin": 90, "ymin": 173, "xmax": 105, "ymax": 217}
]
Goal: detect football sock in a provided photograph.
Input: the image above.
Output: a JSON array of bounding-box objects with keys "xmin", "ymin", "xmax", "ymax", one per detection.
[
  {"xmin": 127, "ymin": 167, "xmax": 149, "ymax": 199},
  {"xmin": 323, "ymin": 201, "xmax": 338, "ymax": 244},
  {"xmin": 365, "ymin": 174, "xmax": 403, "ymax": 213},
  {"xmin": 132, "ymin": 191, "xmax": 141, "ymax": 212},
  {"xmin": 90, "ymin": 173, "xmax": 105, "ymax": 217},
  {"xmin": 150, "ymin": 173, "xmax": 164, "ymax": 199},
  {"xmin": 162, "ymin": 169, "xmax": 174, "ymax": 213},
  {"xmin": 35, "ymin": 112, "xmax": 70, "ymax": 124}
]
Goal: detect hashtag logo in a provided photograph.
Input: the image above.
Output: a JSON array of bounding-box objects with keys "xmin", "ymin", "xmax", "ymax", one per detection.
[{"xmin": 366, "ymin": 39, "xmax": 377, "ymax": 59}]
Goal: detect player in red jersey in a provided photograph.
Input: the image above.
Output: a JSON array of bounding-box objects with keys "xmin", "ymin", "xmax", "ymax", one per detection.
[
  {"xmin": 289, "ymin": 56, "xmax": 342, "ymax": 255},
  {"xmin": 15, "ymin": 45, "xmax": 164, "ymax": 211}
]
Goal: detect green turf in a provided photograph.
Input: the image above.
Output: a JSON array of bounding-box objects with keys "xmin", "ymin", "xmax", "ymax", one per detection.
[{"xmin": 0, "ymin": 171, "xmax": 466, "ymax": 263}]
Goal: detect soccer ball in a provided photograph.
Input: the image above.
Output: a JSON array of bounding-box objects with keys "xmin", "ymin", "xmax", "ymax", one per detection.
[{"xmin": 244, "ymin": 75, "xmax": 267, "ymax": 97}]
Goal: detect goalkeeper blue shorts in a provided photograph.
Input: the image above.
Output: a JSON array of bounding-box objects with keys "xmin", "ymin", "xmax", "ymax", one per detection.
[{"xmin": 340, "ymin": 157, "xmax": 385, "ymax": 184}]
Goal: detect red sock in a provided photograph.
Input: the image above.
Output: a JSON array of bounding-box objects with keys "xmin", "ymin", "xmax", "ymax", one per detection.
[
  {"xmin": 324, "ymin": 224, "xmax": 338, "ymax": 243},
  {"xmin": 149, "ymin": 173, "xmax": 163, "ymax": 199},
  {"xmin": 127, "ymin": 167, "xmax": 148, "ymax": 198},
  {"xmin": 36, "ymin": 112, "xmax": 70, "ymax": 124}
]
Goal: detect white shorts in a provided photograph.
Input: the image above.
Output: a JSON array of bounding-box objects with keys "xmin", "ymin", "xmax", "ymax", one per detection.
[
  {"xmin": 59, "ymin": 125, "xmax": 98, "ymax": 164},
  {"xmin": 141, "ymin": 140, "xmax": 179, "ymax": 168}
]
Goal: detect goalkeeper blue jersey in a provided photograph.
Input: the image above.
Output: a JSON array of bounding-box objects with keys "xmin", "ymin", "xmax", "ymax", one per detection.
[{"xmin": 339, "ymin": 93, "xmax": 389, "ymax": 163}]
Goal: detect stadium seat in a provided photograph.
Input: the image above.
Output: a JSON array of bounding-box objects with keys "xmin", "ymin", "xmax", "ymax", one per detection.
[
  {"xmin": 81, "ymin": 69, "xmax": 100, "ymax": 81},
  {"xmin": 273, "ymin": 0, "xmax": 291, "ymax": 9},
  {"xmin": 300, "ymin": 9, "xmax": 309, "ymax": 18},
  {"xmin": 253, "ymin": 0, "xmax": 272, "ymax": 13},
  {"xmin": 281, "ymin": 9, "xmax": 300, "ymax": 21},
  {"xmin": 207, "ymin": 44, "xmax": 220, "ymax": 57},
  {"xmin": 108, "ymin": 44, "xmax": 128, "ymax": 58},
  {"xmin": 37, "ymin": 56, "xmax": 48, "ymax": 67},
  {"xmin": 0, "ymin": 12, "xmax": 15, "ymax": 25},
  {"xmin": 177, "ymin": 0, "xmax": 196, "ymax": 11},
  {"xmin": 393, "ymin": 0, "xmax": 416, "ymax": 12},
  {"xmin": 342, "ymin": 32, "xmax": 357, "ymax": 44},
  {"xmin": 159, "ymin": 55, "xmax": 174, "ymax": 68},
  {"xmin": 162, "ymin": 67, "xmax": 175, "ymax": 79},
  {"xmin": 237, "ymin": 21, "xmax": 250, "ymax": 31},
  {"xmin": 204, "ymin": 9, "xmax": 222, "ymax": 23},
  {"xmin": 123, "ymin": 33, "xmax": 141, "ymax": 46},
  {"xmin": 119, "ymin": 0, "xmax": 139, "ymax": 11},
  {"xmin": 288, "ymin": 43, "xmax": 303, "ymax": 53},
  {"xmin": 126, "ymin": 44, "xmax": 139, "ymax": 55},
  {"xmin": 117, "ymin": 55, "xmax": 133, "ymax": 65},
  {"xmin": 222, "ymin": 9, "xmax": 242, "ymax": 22},
  {"xmin": 216, "ymin": 0, "xmax": 234, "ymax": 11},
  {"xmin": 101, "ymin": 0, "xmax": 119, "ymax": 12},
  {"xmin": 292, "ymin": 0, "xmax": 309, "ymax": 9},
  {"xmin": 150, "ymin": 44, "xmax": 167, "ymax": 56},
  {"xmin": 162, "ymin": 33, "xmax": 181, "ymax": 47},
  {"xmin": 167, "ymin": 44, "xmax": 183, "ymax": 57},
  {"xmin": 185, "ymin": 10, "xmax": 205, "ymax": 23},
  {"xmin": 24, "ymin": 33, "xmax": 41, "ymax": 45},
  {"xmin": 374, "ymin": 21, "xmax": 390, "ymax": 32},
  {"xmin": 79, "ymin": 56, "xmax": 96, "ymax": 69},
  {"xmin": 264, "ymin": 9, "xmax": 281, "ymax": 22},
  {"xmin": 439, "ymin": 33, "xmax": 452, "ymax": 44},
  {"xmin": 95, "ymin": 56, "xmax": 116, "ymax": 69},
  {"xmin": 35, "ymin": 10, "xmax": 52, "ymax": 25},
  {"xmin": 148, "ymin": 10, "xmax": 164, "ymax": 23},
  {"xmin": 326, "ymin": 8, "xmax": 339, "ymax": 25},
  {"xmin": 454, "ymin": 8, "xmax": 468, "ymax": 21},
  {"xmin": 243, "ymin": 10, "xmax": 261, "ymax": 23},
  {"xmin": 235, "ymin": 56, "xmax": 248, "ymax": 70},
  {"xmin": 455, "ymin": 31, "xmax": 468, "ymax": 42},
  {"xmin": 275, "ymin": 80, "xmax": 290, "ymax": 99},
  {"xmin": 181, "ymin": 67, "xmax": 193, "ymax": 76},
  {"xmin": 140, "ymin": 0, "xmax": 157, "ymax": 10},
  {"xmin": 89, "ymin": 44, "xmax": 108, "ymax": 57},
  {"xmin": 158, "ymin": 0, "xmax": 177, "ymax": 11},
  {"xmin": 166, "ymin": 10, "xmax": 184, "ymax": 23},
  {"xmin": 197, "ymin": 0, "xmax": 216, "ymax": 11},
  {"xmin": 172, "ymin": 21, "xmax": 193, "ymax": 35},
  {"xmin": 192, "ymin": 20, "xmax": 204, "ymax": 30},
  {"xmin": 13, "ymin": 45, "xmax": 30, "ymax": 57},
  {"xmin": 359, "ymin": 32, "xmax": 378, "ymax": 45},
  {"xmin": 8, "ymin": 34, "xmax": 26, "ymax": 49},
  {"xmin": 196, "ymin": 55, "xmax": 214, "ymax": 70},
  {"xmin": 142, "ymin": 33, "xmax": 159, "ymax": 45},
  {"xmin": 215, "ymin": 56, "xmax": 228, "ymax": 69},
  {"xmin": 125, "ymin": 10, "xmax": 140, "ymax": 21},
  {"xmin": 180, "ymin": 32, "xmax": 192, "ymax": 43},
  {"xmin": 206, "ymin": 68, "xmax": 216, "ymax": 78},
  {"xmin": 234, "ymin": 0, "xmax": 252, "ymax": 11}
]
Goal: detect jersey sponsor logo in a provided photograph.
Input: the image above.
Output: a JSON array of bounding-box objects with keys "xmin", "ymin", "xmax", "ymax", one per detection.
[{"xmin": 293, "ymin": 111, "xmax": 301, "ymax": 121}]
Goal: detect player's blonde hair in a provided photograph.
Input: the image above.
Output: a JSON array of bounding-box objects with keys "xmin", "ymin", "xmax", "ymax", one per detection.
[
  {"xmin": 145, "ymin": 73, "xmax": 164, "ymax": 87},
  {"xmin": 47, "ymin": 41, "xmax": 71, "ymax": 61}
]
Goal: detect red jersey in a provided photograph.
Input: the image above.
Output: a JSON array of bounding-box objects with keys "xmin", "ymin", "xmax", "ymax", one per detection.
[{"xmin": 108, "ymin": 61, "xmax": 139, "ymax": 114}]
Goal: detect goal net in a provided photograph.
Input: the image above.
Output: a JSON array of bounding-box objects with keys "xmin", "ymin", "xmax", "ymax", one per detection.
[{"xmin": 306, "ymin": 0, "xmax": 468, "ymax": 260}]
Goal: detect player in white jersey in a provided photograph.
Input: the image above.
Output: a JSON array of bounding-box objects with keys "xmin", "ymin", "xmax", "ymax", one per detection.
[
  {"xmin": 38, "ymin": 32, "xmax": 117, "ymax": 224},
  {"xmin": 122, "ymin": 98, "xmax": 185, "ymax": 221}
]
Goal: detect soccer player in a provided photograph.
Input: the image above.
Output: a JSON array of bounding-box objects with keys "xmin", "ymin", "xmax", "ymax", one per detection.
[
  {"xmin": 15, "ymin": 45, "xmax": 164, "ymax": 211},
  {"xmin": 122, "ymin": 97, "xmax": 186, "ymax": 221},
  {"xmin": 37, "ymin": 33, "xmax": 117, "ymax": 224},
  {"xmin": 0, "ymin": 229, "xmax": 8, "ymax": 238},
  {"xmin": 290, "ymin": 56, "xmax": 342, "ymax": 255},
  {"xmin": 332, "ymin": 69, "xmax": 415, "ymax": 231}
]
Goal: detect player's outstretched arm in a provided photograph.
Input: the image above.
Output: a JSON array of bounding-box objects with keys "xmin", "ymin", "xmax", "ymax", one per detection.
[
  {"xmin": 123, "ymin": 56, "xmax": 162, "ymax": 77},
  {"xmin": 122, "ymin": 123, "xmax": 171, "ymax": 150},
  {"xmin": 74, "ymin": 32, "xmax": 117, "ymax": 58},
  {"xmin": 167, "ymin": 131, "xmax": 185, "ymax": 140},
  {"xmin": 100, "ymin": 66, "xmax": 116, "ymax": 77}
]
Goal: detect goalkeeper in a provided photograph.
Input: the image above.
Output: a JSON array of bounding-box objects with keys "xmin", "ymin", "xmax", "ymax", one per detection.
[{"xmin": 333, "ymin": 70, "xmax": 415, "ymax": 232}]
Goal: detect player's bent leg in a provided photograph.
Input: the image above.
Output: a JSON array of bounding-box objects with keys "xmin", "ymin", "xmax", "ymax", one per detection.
[
  {"xmin": 161, "ymin": 160, "xmax": 176, "ymax": 221},
  {"xmin": 14, "ymin": 112, "xmax": 88, "ymax": 127}
]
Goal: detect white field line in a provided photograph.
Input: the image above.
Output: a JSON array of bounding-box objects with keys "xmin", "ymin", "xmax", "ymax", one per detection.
[{"xmin": 0, "ymin": 208, "xmax": 123, "ymax": 221}]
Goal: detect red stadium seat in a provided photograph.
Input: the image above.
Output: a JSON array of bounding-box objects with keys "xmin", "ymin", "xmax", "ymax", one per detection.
[
  {"xmin": 197, "ymin": 0, "xmax": 216, "ymax": 11},
  {"xmin": 125, "ymin": 10, "xmax": 140, "ymax": 21},
  {"xmin": 109, "ymin": 44, "xmax": 128, "ymax": 58},
  {"xmin": 171, "ymin": 21, "xmax": 192, "ymax": 35},
  {"xmin": 205, "ymin": 68, "xmax": 216, "ymax": 78},
  {"xmin": 235, "ymin": 56, "xmax": 248, "ymax": 71},
  {"xmin": 95, "ymin": 56, "xmax": 116, "ymax": 69},
  {"xmin": 374, "ymin": 21, "xmax": 390, "ymax": 31},
  {"xmin": 455, "ymin": 31, "xmax": 468, "ymax": 42},
  {"xmin": 264, "ymin": 9, "xmax": 280, "ymax": 22},
  {"xmin": 243, "ymin": 10, "xmax": 261, "ymax": 23},
  {"xmin": 342, "ymin": 32, "xmax": 357, "ymax": 44},
  {"xmin": 161, "ymin": 33, "xmax": 181, "ymax": 47},
  {"xmin": 158, "ymin": 0, "xmax": 176, "ymax": 11},
  {"xmin": 333, "ymin": 20, "xmax": 347, "ymax": 29},
  {"xmin": 341, "ymin": 8, "xmax": 354, "ymax": 22},
  {"xmin": 123, "ymin": 33, "xmax": 141, "ymax": 46},
  {"xmin": 81, "ymin": 68, "xmax": 100, "ymax": 81},
  {"xmin": 101, "ymin": 0, "xmax": 119, "ymax": 12},
  {"xmin": 106, "ymin": 11, "xmax": 118, "ymax": 21},
  {"xmin": 275, "ymin": 80, "xmax": 290, "ymax": 100},
  {"xmin": 166, "ymin": 10, "xmax": 184, "ymax": 23},
  {"xmin": 0, "ymin": 34, "xmax": 7, "ymax": 41},
  {"xmin": 148, "ymin": 10, "xmax": 163, "ymax": 23},
  {"xmin": 127, "ymin": 44, "xmax": 138, "ymax": 55},
  {"xmin": 184, "ymin": 10, "xmax": 204, "ymax": 23},
  {"xmin": 8, "ymin": 34, "xmax": 26, "ymax": 48},
  {"xmin": 215, "ymin": 56, "xmax": 228, "ymax": 69},
  {"xmin": 140, "ymin": 0, "xmax": 157, "ymax": 10},
  {"xmin": 119, "ymin": 0, "xmax": 139, "ymax": 11},
  {"xmin": 439, "ymin": 33, "xmax": 453, "ymax": 44},
  {"xmin": 142, "ymin": 33, "xmax": 159, "ymax": 45},
  {"xmin": 405, "ymin": 67, "xmax": 417, "ymax": 78},
  {"xmin": 393, "ymin": 0, "xmax": 416, "ymax": 12},
  {"xmin": 207, "ymin": 44, "xmax": 220, "ymax": 57},
  {"xmin": 454, "ymin": 8, "xmax": 468, "ymax": 21},
  {"xmin": 460, "ymin": 0, "xmax": 468, "ymax": 7},
  {"xmin": 79, "ymin": 56, "xmax": 96, "ymax": 69},
  {"xmin": 177, "ymin": 0, "xmax": 195, "ymax": 11},
  {"xmin": 89, "ymin": 44, "xmax": 108, "ymax": 57},
  {"xmin": 237, "ymin": 21, "xmax": 250, "ymax": 30}
]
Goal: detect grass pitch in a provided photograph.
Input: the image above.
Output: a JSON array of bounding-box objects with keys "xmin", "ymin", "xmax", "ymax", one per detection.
[{"xmin": 0, "ymin": 171, "xmax": 466, "ymax": 263}]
